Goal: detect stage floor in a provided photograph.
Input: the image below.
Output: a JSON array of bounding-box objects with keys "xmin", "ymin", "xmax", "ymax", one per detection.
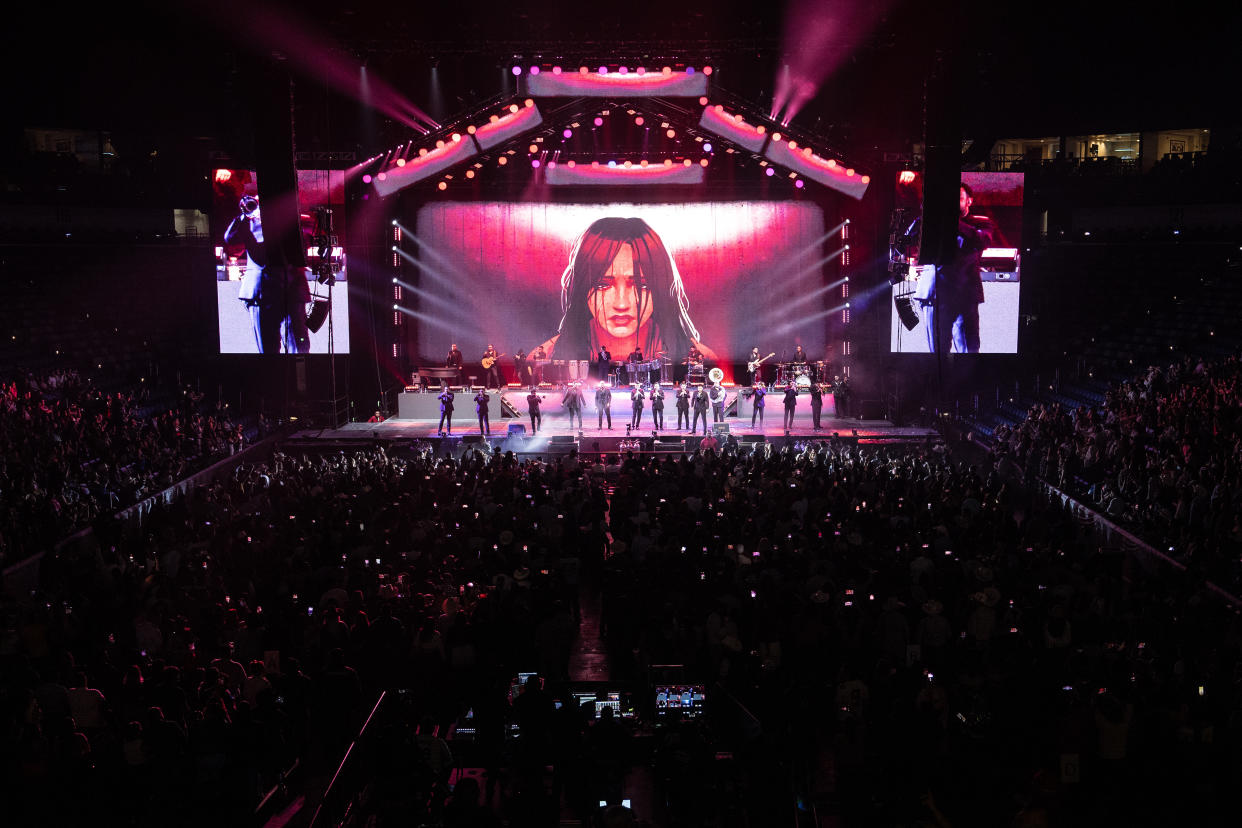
[{"xmin": 290, "ymin": 388, "xmax": 937, "ymax": 448}]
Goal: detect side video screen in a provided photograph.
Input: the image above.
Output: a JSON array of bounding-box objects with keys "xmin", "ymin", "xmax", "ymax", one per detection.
[
  {"xmin": 889, "ymin": 172, "xmax": 1024, "ymax": 354},
  {"xmin": 212, "ymin": 168, "xmax": 350, "ymax": 354}
]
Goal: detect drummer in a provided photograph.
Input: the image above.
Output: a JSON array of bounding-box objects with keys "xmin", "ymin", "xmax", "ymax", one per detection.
[
  {"xmin": 683, "ymin": 344, "xmax": 705, "ymax": 384},
  {"xmin": 791, "ymin": 344, "xmax": 808, "ymax": 365},
  {"xmin": 627, "ymin": 347, "xmax": 644, "ymax": 385}
]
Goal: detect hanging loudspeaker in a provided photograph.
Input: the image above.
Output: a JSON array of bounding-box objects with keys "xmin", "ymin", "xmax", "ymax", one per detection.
[{"xmin": 307, "ymin": 297, "xmax": 331, "ymax": 332}]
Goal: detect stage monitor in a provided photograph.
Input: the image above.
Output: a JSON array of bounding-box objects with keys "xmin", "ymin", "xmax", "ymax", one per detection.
[
  {"xmin": 412, "ymin": 201, "xmax": 835, "ymax": 383},
  {"xmin": 211, "ymin": 168, "xmax": 350, "ymax": 354},
  {"xmin": 889, "ymin": 172, "xmax": 1024, "ymax": 354},
  {"xmin": 655, "ymin": 684, "xmax": 707, "ymax": 719}
]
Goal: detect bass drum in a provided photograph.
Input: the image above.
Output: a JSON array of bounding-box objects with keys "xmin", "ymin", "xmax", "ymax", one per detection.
[{"xmin": 795, "ymin": 370, "xmax": 812, "ymax": 389}]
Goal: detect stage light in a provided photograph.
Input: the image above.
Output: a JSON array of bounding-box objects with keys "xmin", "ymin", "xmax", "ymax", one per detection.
[
  {"xmin": 452, "ymin": 133, "xmax": 461, "ymax": 142},
  {"xmin": 396, "ymin": 158, "xmax": 406, "ymax": 167},
  {"xmin": 623, "ymin": 160, "xmax": 632, "ymax": 168},
  {"xmin": 861, "ymin": 175, "xmax": 870, "ymax": 184},
  {"xmin": 391, "ymin": 219, "xmax": 397, "ymax": 225},
  {"xmin": 826, "ymin": 159, "xmax": 836, "ymax": 168},
  {"xmin": 788, "ymin": 140, "xmax": 798, "ymax": 149},
  {"xmin": 579, "ymin": 66, "xmax": 588, "ymax": 74},
  {"xmin": 699, "ymin": 96, "xmax": 708, "ymax": 105},
  {"xmin": 524, "ymin": 99, "xmax": 534, "ymax": 107},
  {"xmin": 419, "ymin": 148, "xmax": 428, "ymax": 156},
  {"xmin": 591, "ymin": 161, "xmax": 599, "ymax": 167},
  {"xmin": 530, "ymin": 66, "xmax": 540, "ymax": 75},
  {"xmin": 529, "ymin": 144, "xmax": 538, "ymax": 154},
  {"xmin": 567, "ymin": 160, "xmax": 576, "ymax": 168},
  {"xmin": 509, "ymin": 104, "xmax": 519, "ymax": 113},
  {"xmin": 598, "ymin": 66, "xmax": 607, "ymax": 74},
  {"xmin": 497, "ymin": 156, "xmax": 508, "ymax": 165},
  {"xmin": 700, "ymin": 158, "xmax": 709, "ymax": 167},
  {"xmin": 703, "ymin": 143, "xmax": 713, "ymax": 152},
  {"xmin": 512, "ymin": 66, "xmax": 522, "ymax": 75},
  {"xmin": 635, "ymin": 116, "xmax": 644, "ymax": 126},
  {"xmin": 467, "ymin": 125, "xmax": 476, "ymax": 134},
  {"xmin": 636, "ymin": 67, "xmax": 646, "ymax": 75},
  {"xmin": 795, "ymin": 180, "xmax": 804, "ymax": 188},
  {"xmin": 552, "ymin": 66, "xmax": 562, "ymax": 74},
  {"xmin": 772, "ymin": 132, "xmax": 781, "ymax": 142},
  {"xmin": 899, "ymin": 170, "xmax": 916, "ymax": 184},
  {"xmin": 489, "ymin": 115, "xmax": 499, "ymax": 123},
  {"xmin": 531, "ymin": 159, "xmax": 541, "ymax": 168},
  {"xmin": 803, "ymin": 147, "xmax": 813, "ymax": 157},
  {"xmin": 664, "ymin": 158, "xmax": 673, "ymax": 166},
  {"xmin": 756, "ymin": 125, "xmax": 766, "ymax": 134},
  {"xmin": 377, "ymin": 172, "xmax": 387, "ymax": 181},
  {"xmin": 715, "ymin": 104, "xmax": 724, "ymax": 113},
  {"xmin": 607, "ymin": 160, "xmax": 616, "ymax": 167},
  {"xmin": 391, "ymin": 245, "xmax": 397, "ymax": 251},
  {"xmin": 765, "ymin": 167, "xmax": 775, "ymax": 176},
  {"xmin": 703, "ymin": 65, "xmax": 713, "ymax": 75},
  {"xmin": 640, "ymin": 159, "xmax": 649, "ymax": 167},
  {"xmin": 436, "ymin": 140, "xmax": 445, "ymax": 148},
  {"xmin": 465, "ymin": 170, "xmax": 475, "ymax": 178},
  {"xmin": 666, "ymin": 129, "xmax": 676, "ymax": 138},
  {"xmin": 563, "ymin": 128, "xmax": 573, "ymax": 138},
  {"xmin": 683, "ymin": 159, "xmax": 692, "ymax": 167},
  {"xmin": 846, "ymin": 169, "xmax": 855, "ymax": 176},
  {"xmin": 686, "ymin": 66, "xmax": 695, "ymax": 74},
  {"xmin": 547, "ymin": 161, "xmax": 556, "ymax": 168},
  {"xmin": 362, "ymin": 174, "xmax": 372, "ymax": 184},
  {"xmin": 437, "ymin": 181, "xmax": 447, "ymax": 190},
  {"xmin": 392, "ymin": 277, "xmax": 398, "ymax": 283},
  {"xmin": 662, "ymin": 66, "xmax": 672, "ymax": 75},
  {"xmin": 594, "ymin": 116, "xmax": 603, "ymax": 126},
  {"xmin": 845, "ymin": 218, "xmax": 850, "ymax": 224},
  {"xmin": 618, "ymin": 66, "xmax": 628, "ymax": 74}
]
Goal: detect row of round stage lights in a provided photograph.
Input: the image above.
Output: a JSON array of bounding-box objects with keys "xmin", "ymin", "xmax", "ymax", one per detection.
[{"xmin": 512, "ymin": 65, "xmax": 712, "ymax": 76}]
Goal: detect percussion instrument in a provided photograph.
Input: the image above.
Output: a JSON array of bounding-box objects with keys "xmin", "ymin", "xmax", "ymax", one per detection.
[{"xmin": 795, "ymin": 371, "xmax": 812, "ymax": 389}]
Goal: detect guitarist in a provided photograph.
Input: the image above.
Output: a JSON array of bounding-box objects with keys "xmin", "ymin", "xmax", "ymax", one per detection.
[
  {"xmin": 746, "ymin": 347, "xmax": 774, "ymax": 387},
  {"xmin": 482, "ymin": 344, "xmax": 503, "ymax": 389}
]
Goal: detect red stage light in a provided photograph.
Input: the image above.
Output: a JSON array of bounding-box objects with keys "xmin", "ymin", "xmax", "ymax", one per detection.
[
  {"xmin": 635, "ymin": 116, "xmax": 644, "ymax": 126},
  {"xmin": 438, "ymin": 181, "xmax": 447, "ymax": 190},
  {"xmin": 362, "ymin": 174, "xmax": 372, "ymax": 184},
  {"xmin": 213, "ymin": 169, "xmax": 232, "ymax": 183},
  {"xmin": 640, "ymin": 159, "xmax": 649, "ymax": 167},
  {"xmin": 715, "ymin": 104, "xmax": 724, "ymax": 113},
  {"xmin": 662, "ymin": 66, "xmax": 672, "ymax": 76},
  {"xmin": 703, "ymin": 66, "xmax": 713, "ymax": 76},
  {"xmin": 579, "ymin": 66, "xmax": 589, "ymax": 75},
  {"xmin": 699, "ymin": 96, "xmax": 708, "ymax": 105},
  {"xmin": 666, "ymin": 129, "xmax": 675, "ymax": 138},
  {"xmin": 591, "ymin": 161, "xmax": 599, "ymax": 167}
]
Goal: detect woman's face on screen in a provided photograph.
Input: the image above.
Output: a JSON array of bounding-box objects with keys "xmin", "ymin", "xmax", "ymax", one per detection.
[{"xmin": 588, "ymin": 244, "xmax": 652, "ymax": 340}]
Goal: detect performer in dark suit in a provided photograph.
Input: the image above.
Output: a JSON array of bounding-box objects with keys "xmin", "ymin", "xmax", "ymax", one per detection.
[
  {"xmin": 630, "ymin": 386, "xmax": 646, "ymax": 429},
  {"xmin": 922, "ymin": 183, "xmax": 991, "ymax": 354},
  {"xmin": 563, "ymin": 383, "xmax": 584, "ymax": 430},
  {"xmin": 791, "ymin": 345, "xmax": 808, "ymax": 365},
  {"xmin": 482, "ymin": 344, "xmax": 502, "ymax": 389},
  {"xmin": 709, "ymin": 383, "xmax": 726, "ymax": 423},
  {"xmin": 595, "ymin": 383, "xmax": 613, "ymax": 428},
  {"xmin": 692, "ymin": 386, "xmax": 710, "ymax": 435},
  {"xmin": 809, "ymin": 382, "xmax": 824, "ymax": 430},
  {"xmin": 596, "ymin": 345, "xmax": 612, "ymax": 383},
  {"xmin": 224, "ymin": 194, "xmax": 311, "ymax": 354},
  {"xmin": 446, "ymin": 344, "xmax": 464, "ymax": 386},
  {"xmin": 783, "ymin": 383, "xmax": 798, "ymax": 430},
  {"xmin": 527, "ymin": 388, "xmax": 544, "ymax": 433},
  {"xmin": 514, "ymin": 350, "xmax": 532, "ymax": 387},
  {"xmin": 675, "ymin": 382, "xmax": 691, "ymax": 430},
  {"xmin": 437, "ymin": 385, "xmax": 455, "ymax": 435},
  {"xmin": 750, "ymin": 383, "xmax": 766, "ymax": 428},
  {"xmin": 746, "ymin": 347, "xmax": 763, "ymax": 386},
  {"xmin": 650, "ymin": 385, "xmax": 665, "ymax": 430},
  {"xmin": 474, "ymin": 388, "xmax": 491, "ymax": 435}
]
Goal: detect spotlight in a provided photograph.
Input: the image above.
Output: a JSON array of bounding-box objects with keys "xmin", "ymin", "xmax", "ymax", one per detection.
[
  {"xmin": 362, "ymin": 174, "xmax": 372, "ymax": 184},
  {"xmin": 511, "ymin": 66, "xmax": 522, "ymax": 75},
  {"xmin": 765, "ymin": 167, "xmax": 775, "ymax": 177},
  {"xmin": 498, "ymin": 156, "xmax": 508, "ymax": 166},
  {"xmin": 666, "ymin": 129, "xmax": 675, "ymax": 138},
  {"xmin": 393, "ymin": 304, "xmax": 399, "ymax": 310},
  {"xmin": 618, "ymin": 66, "xmax": 628, "ymax": 75},
  {"xmin": 703, "ymin": 65, "xmax": 713, "ymax": 75},
  {"xmin": 437, "ymin": 181, "xmax": 447, "ymax": 190},
  {"xmin": 703, "ymin": 143, "xmax": 712, "ymax": 152},
  {"xmin": 529, "ymin": 66, "xmax": 540, "ymax": 75},
  {"xmin": 795, "ymin": 180, "xmax": 804, "ymax": 189},
  {"xmin": 598, "ymin": 66, "xmax": 607, "ymax": 74},
  {"xmin": 563, "ymin": 128, "xmax": 573, "ymax": 138},
  {"xmin": 465, "ymin": 170, "xmax": 475, "ymax": 179},
  {"xmin": 531, "ymin": 159, "xmax": 540, "ymax": 168},
  {"xmin": 392, "ymin": 277, "xmax": 398, "ymax": 283},
  {"xmin": 391, "ymin": 219, "xmax": 397, "ymax": 225},
  {"xmin": 699, "ymin": 96, "xmax": 708, "ymax": 105},
  {"xmin": 552, "ymin": 66, "xmax": 562, "ymax": 75},
  {"xmin": 594, "ymin": 117, "xmax": 603, "ymax": 126},
  {"xmin": 396, "ymin": 158, "xmax": 406, "ymax": 167},
  {"xmin": 635, "ymin": 116, "xmax": 644, "ymax": 126}
]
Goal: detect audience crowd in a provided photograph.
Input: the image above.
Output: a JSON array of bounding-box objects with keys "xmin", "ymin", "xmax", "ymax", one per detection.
[
  {"xmin": 991, "ymin": 354, "xmax": 1242, "ymax": 592},
  {"xmin": 0, "ymin": 370, "xmax": 248, "ymax": 568},
  {"xmin": 2, "ymin": 424, "xmax": 1240, "ymax": 825}
]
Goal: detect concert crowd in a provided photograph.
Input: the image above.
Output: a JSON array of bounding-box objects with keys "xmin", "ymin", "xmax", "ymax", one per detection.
[{"xmin": 2, "ymin": 410, "xmax": 1239, "ymax": 826}]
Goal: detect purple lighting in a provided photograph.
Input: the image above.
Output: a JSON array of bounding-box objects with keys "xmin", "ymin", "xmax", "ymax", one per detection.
[
  {"xmin": 362, "ymin": 174, "xmax": 372, "ymax": 184},
  {"xmin": 512, "ymin": 66, "xmax": 522, "ymax": 75},
  {"xmin": 795, "ymin": 179, "xmax": 805, "ymax": 188},
  {"xmin": 703, "ymin": 143, "xmax": 713, "ymax": 153},
  {"xmin": 530, "ymin": 66, "xmax": 541, "ymax": 75},
  {"xmin": 563, "ymin": 128, "xmax": 573, "ymax": 138},
  {"xmin": 594, "ymin": 116, "xmax": 604, "ymax": 126},
  {"xmin": 531, "ymin": 159, "xmax": 541, "ymax": 168},
  {"xmin": 765, "ymin": 167, "xmax": 775, "ymax": 176}
]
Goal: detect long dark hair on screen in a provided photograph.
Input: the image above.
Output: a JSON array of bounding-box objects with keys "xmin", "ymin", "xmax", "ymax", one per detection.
[{"xmin": 555, "ymin": 217, "xmax": 700, "ymax": 358}]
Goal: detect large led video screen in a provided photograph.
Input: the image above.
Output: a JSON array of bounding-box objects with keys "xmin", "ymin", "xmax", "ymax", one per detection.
[
  {"xmin": 889, "ymin": 172, "xmax": 1024, "ymax": 354},
  {"xmin": 412, "ymin": 202, "xmax": 831, "ymax": 378},
  {"xmin": 212, "ymin": 169, "xmax": 350, "ymax": 354}
]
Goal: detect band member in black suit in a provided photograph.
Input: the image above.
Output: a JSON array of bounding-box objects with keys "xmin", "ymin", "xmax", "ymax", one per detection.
[
  {"xmin": 630, "ymin": 385, "xmax": 646, "ymax": 429},
  {"xmin": 563, "ymin": 383, "xmax": 584, "ymax": 430},
  {"xmin": 482, "ymin": 344, "xmax": 502, "ymax": 389},
  {"xmin": 437, "ymin": 384, "xmax": 455, "ymax": 435},
  {"xmin": 626, "ymin": 347, "xmax": 644, "ymax": 386},
  {"xmin": 791, "ymin": 345, "xmax": 807, "ymax": 365},
  {"xmin": 675, "ymin": 382, "xmax": 691, "ymax": 430},
  {"xmin": 783, "ymin": 383, "xmax": 798, "ymax": 430},
  {"xmin": 474, "ymin": 388, "xmax": 491, "ymax": 435},
  {"xmin": 446, "ymin": 344, "xmax": 464, "ymax": 386},
  {"xmin": 595, "ymin": 383, "xmax": 613, "ymax": 428},
  {"xmin": 809, "ymin": 382, "xmax": 824, "ymax": 430},
  {"xmin": 596, "ymin": 345, "xmax": 612, "ymax": 382},
  {"xmin": 650, "ymin": 385, "xmax": 665, "ymax": 430},
  {"xmin": 709, "ymin": 383, "xmax": 726, "ymax": 423},
  {"xmin": 527, "ymin": 387, "xmax": 544, "ymax": 433},
  {"xmin": 224, "ymin": 194, "xmax": 311, "ymax": 354},
  {"xmin": 750, "ymin": 383, "xmax": 766, "ymax": 428},
  {"xmin": 692, "ymin": 386, "xmax": 710, "ymax": 435},
  {"xmin": 514, "ymin": 350, "xmax": 531, "ymax": 386}
]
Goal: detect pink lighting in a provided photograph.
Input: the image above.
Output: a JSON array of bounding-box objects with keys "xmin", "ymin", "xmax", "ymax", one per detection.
[
  {"xmin": 795, "ymin": 179, "xmax": 804, "ymax": 188},
  {"xmin": 594, "ymin": 117, "xmax": 603, "ymax": 126},
  {"xmin": 619, "ymin": 66, "xmax": 628, "ymax": 74},
  {"xmin": 898, "ymin": 170, "xmax": 917, "ymax": 184},
  {"xmin": 532, "ymin": 159, "xmax": 541, "ymax": 168},
  {"xmin": 666, "ymin": 129, "xmax": 676, "ymax": 138},
  {"xmin": 700, "ymin": 158, "xmax": 709, "ymax": 167},
  {"xmin": 530, "ymin": 66, "xmax": 540, "ymax": 75},
  {"xmin": 703, "ymin": 66, "xmax": 713, "ymax": 76},
  {"xmin": 763, "ymin": 138, "xmax": 870, "ymax": 200},
  {"xmin": 552, "ymin": 66, "xmax": 562, "ymax": 75},
  {"xmin": 766, "ymin": 167, "xmax": 775, "ymax": 176},
  {"xmin": 698, "ymin": 105, "xmax": 767, "ymax": 152},
  {"xmin": 699, "ymin": 96, "xmax": 708, "ymax": 105},
  {"xmin": 598, "ymin": 66, "xmax": 608, "ymax": 74},
  {"xmin": 563, "ymin": 128, "xmax": 573, "ymax": 138},
  {"xmin": 377, "ymin": 172, "xmax": 387, "ymax": 181},
  {"xmin": 544, "ymin": 162, "xmax": 705, "ymax": 186},
  {"xmin": 512, "ymin": 66, "xmax": 522, "ymax": 75},
  {"xmin": 475, "ymin": 103, "xmax": 544, "ymax": 151},
  {"xmin": 362, "ymin": 174, "xmax": 372, "ymax": 184},
  {"xmin": 636, "ymin": 67, "xmax": 646, "ymax": 75},
  {"xmin": 528, "ymin": 70, "xmax": 706, "ymax": 97},
  {"xmin": 635, "ymin": 117, "xmax": 644, "ymax": 126}
]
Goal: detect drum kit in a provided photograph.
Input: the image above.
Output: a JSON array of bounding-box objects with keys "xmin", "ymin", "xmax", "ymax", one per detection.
[{"xmin": 775, "ymin": 361, "xmax": 829, "ymax": 388}]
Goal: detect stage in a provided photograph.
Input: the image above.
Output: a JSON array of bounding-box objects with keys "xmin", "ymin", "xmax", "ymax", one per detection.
[{"xmin": 285, "ymin": 387, "xmax": 938, "ymax": 455}]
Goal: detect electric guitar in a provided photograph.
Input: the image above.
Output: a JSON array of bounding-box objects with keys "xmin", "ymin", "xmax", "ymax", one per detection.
[
  {"xmin": 747, "ymin": 352, "xmax": 775, "ymax": 373},
  {"xmin": 481, "ymin": 352, "xmax": 506, "ymax": 369}
]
